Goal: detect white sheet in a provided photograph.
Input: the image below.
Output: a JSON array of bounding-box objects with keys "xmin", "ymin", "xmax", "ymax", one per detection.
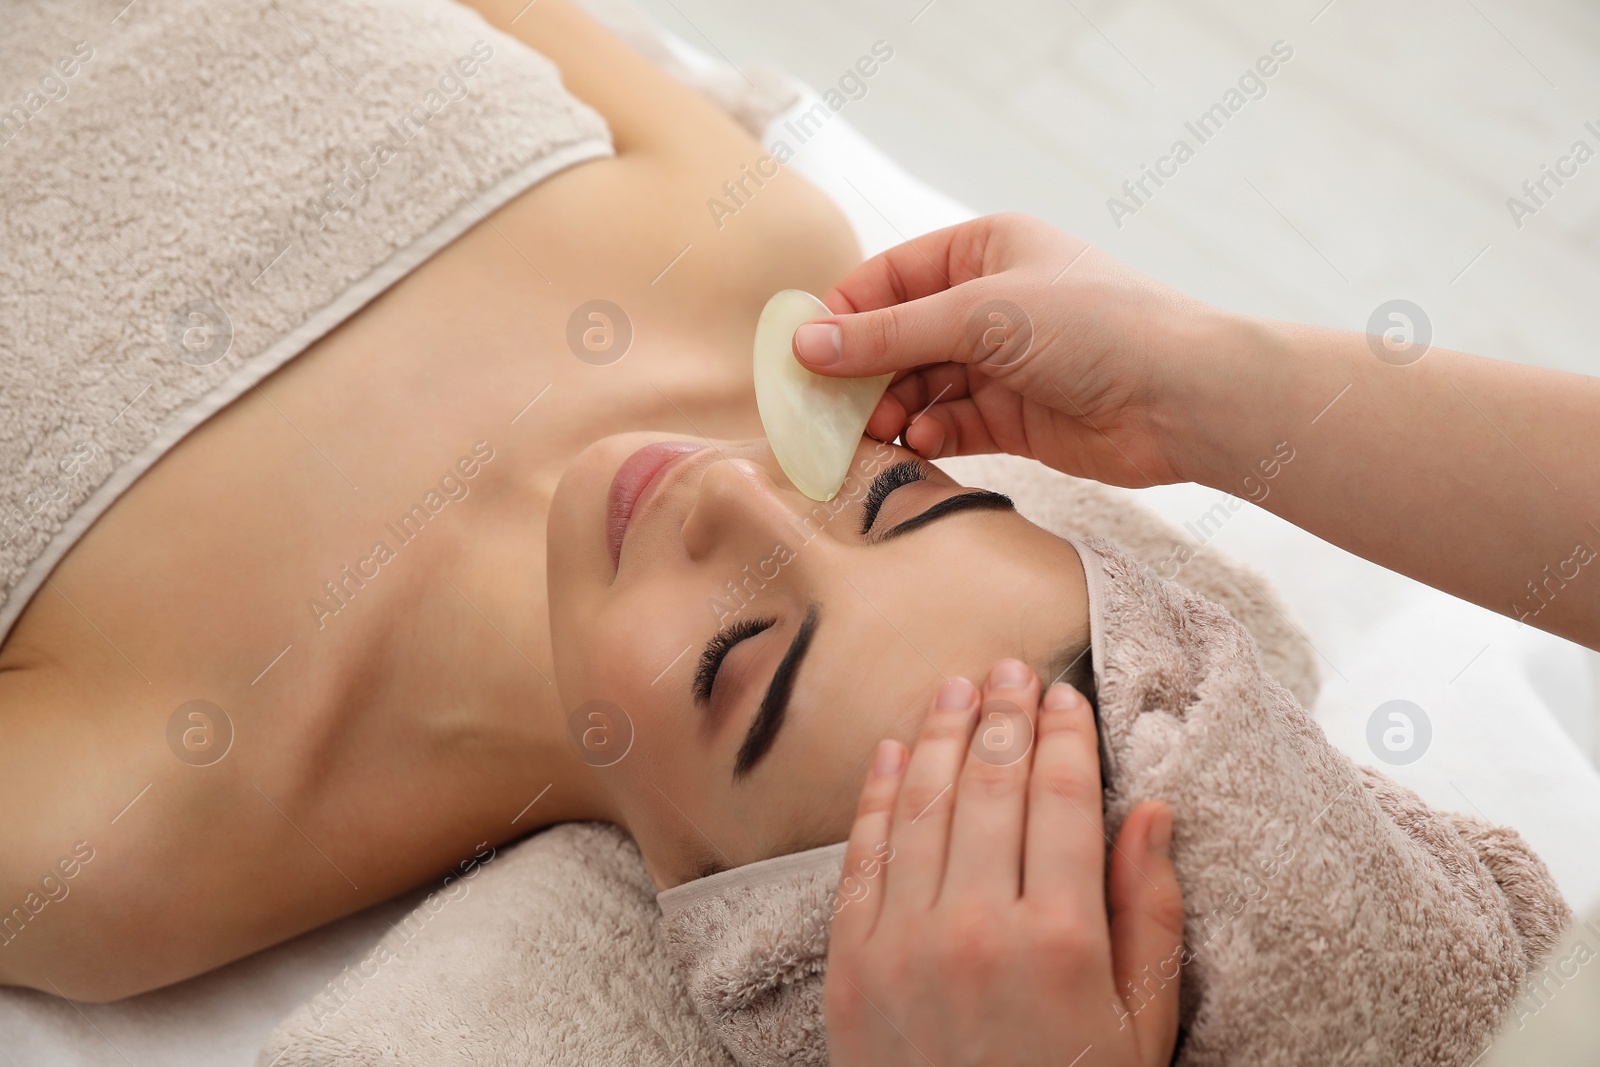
[{"xmin": 6, "ymin": 23, "xmax": 1599, "ymax": 1067}]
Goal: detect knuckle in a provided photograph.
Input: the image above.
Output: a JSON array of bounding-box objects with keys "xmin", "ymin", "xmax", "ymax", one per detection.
[
  {"xmin": 919, "ymin": 705, "xmax": 976, "ymax": 744},
  {"xmin": 1150, "ymin": 883, "xmax": 1188, "ymax": 937},
  {"xmin": 1031, "ymin": 912, "xmax": 1098, "ymax": 961},
  {"xmin": 963, "ymin": 757, "xmax": 1024, "ymax": 798},
  {"xmin": 877, "ymin": 950, "xmax": 918, "ymax": 994},
  {"xmin": 936, "ymin": 904, "xmax": 1001, "ymax": 976},
  {"xmin": 823, "ymin": 972, "xmax": 868, "ymax": 1030},
  {"xmin": 896, "ymin": 779, "xmax": 953, "ymax": 820},
  {"xmin": 856, "ymin": 775, "xmax": 899, "ymax": 814},
  {"xmin": 1034, "ymin": 766, "xmax": 1091, "ymax": 805},
  {"xmin": 860, "ymin": 306, "xmax": 901, "ymax": 361}
]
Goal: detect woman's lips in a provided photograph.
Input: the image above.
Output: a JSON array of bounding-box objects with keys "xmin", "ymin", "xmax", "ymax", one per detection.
[{"xmin": 607, "ymin": 441, "xmax": 708, "ymax": 571}]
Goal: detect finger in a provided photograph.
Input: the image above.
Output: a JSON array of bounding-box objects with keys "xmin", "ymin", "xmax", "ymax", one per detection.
[
  {"xmin": 901, "ymin": 365, "xmax": 972, "ymax": 446},
  {"xmin": 883, "ymin": 373, "xmax": 1031, "ymax": 461},
  {"xmin": 1022, "ymin": 683, "xmax": 1110, "ymax": 918},
  {"xmin": 795, "ymin": 285, "xmax": 997, "ymax": 380},
  {"xmin": 903, "ymin": 395, "xmax": 1023, "ymax": 461},
  {"xmin": 869, "ymin": 363, "xmax": 973, "ymax": 443},
  {"xmin": 821, "ymin": 219, "xmax": 988, "ymax": 315},
  {"xmin": 865, "ymin": 390, "xmax": 910, "ymax": 443},
  {"xmin": 939, "ymin": 660, "xmax": 1041, "ymax": 903},
  {"xmin": 818, "ymin": 213, "xmax": 1062, "ymax": 318},
  {"xmin": 798, "ymin": 213, "xmax": 1080, "ymax": 380},
  {"xmin": 903, "ymin": 414, "xmax": 947, "ymax": 460},
  {"xmin": 829, "ymin": 739, "xmax": 909, "ymax": 950},
  {"xmin": 883, "ymin": 676, "xmax": 980, "ymax": 913},
  {"xmin": 1108, "ymin": 801, "xmax": 1184, "ymax": 1058}
]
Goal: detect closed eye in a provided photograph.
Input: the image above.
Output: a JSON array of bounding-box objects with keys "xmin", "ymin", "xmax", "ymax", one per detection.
[
  {"xmin": 859, "ymin": 459, "xmax": 1015, "ymax": 544},
  {"xmin": 698, "ymin": 459, "xmax": 1018, "ymax": 782},
  {"xmin": 693, "ymin": 615, "xmax": 775, "ymax": 705},
  {"xmin": 859, "ymin": 460, "xmax": 926, "ymax": 534}
]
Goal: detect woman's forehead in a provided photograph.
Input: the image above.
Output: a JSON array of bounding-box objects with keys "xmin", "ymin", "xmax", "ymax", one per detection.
[{"xmin": 792, "ymin": 565, "xmax": 1086, "ymax": 734}]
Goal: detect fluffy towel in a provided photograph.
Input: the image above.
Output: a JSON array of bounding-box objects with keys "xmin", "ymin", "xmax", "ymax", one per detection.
[
  {"xmin": 0, "ymin": 0, "xmax": 614, "ymax": 641},
  {"xmin": 657, "ymin": 846, "xmax": 840, "ymax": 1067},
  {"xmin": 936, "ymin": 454, "xmax": 1320, "ymax": 710},
  {"xmin": 656, "ymin": 535, "xmax": 1573, "ymax": 1067},
  {"xmin": 257, "ymin": 456, "xmax": 1326, "ymax": 1065},
  {"xmin": 1478, "ymin": 908, "xmax": 1600, "ymax": 1065},
  {"xmin": 261, "ymin": 822, "xmax": 735, "ymax": 1067}
]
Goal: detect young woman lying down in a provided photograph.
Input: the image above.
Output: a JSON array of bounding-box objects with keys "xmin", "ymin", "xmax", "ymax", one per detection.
[
  {"xmin": 5, "ymin": 3, "xmax": 1594, "ymax": 1049},
  {"xmin": 0, "ymin": 0, "xmax": 1095, "ymax": 1001}
]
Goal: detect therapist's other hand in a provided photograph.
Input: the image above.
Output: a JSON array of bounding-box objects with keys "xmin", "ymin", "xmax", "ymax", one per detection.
[
  {"xmin": 793, "ymin": 213, "xmax": 1232, "ymax": 488},
  {"xmin": 824, "ymin": 661, "xmax": 1184, "ymax": 1067}
]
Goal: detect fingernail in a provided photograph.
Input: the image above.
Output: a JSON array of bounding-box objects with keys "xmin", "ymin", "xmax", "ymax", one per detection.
[
  {"xmin": 990, "ymin": 658, "xmax": 1031, "ymax": 690},
  {"xmin": 871, "ymin": 739, "xmax": 903, "ymax": 777},
  {"xmin": 936, "ymin": 676, "xmax": 975, "ymax": 710},
  {"xmin": 1043, "ymin": 683, "xmax": 1084, "ymax": 713},
  {"xmin": 794, "ymin": 322, "xmax": 841, "ymax": 367},
  {"xmin": 1148, "ymin": 805, "xmax": 1172, "ymax": 856}
]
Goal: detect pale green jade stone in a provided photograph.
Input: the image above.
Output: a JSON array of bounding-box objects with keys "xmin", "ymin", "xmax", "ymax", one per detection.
[{"xmin": 753, "ymin": 289, "xmax": 892, "ymax": 501}]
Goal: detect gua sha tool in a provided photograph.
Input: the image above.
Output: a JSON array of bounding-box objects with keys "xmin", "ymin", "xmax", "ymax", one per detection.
[{"xmin": 753, "ymin": 289, "xmax": 892, "ymax": 501}]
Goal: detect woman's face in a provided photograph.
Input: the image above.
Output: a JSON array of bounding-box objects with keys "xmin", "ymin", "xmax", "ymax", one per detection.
[{"xmin": 547, "ymin": 433, "xmax": 1089, "ymax": 887}]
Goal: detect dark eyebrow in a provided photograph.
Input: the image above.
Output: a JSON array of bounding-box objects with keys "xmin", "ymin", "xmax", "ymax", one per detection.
[
  {"xmin": 871, "ymin": 489, "xmax": 1014, "ymax": 544},
  {"xmin": 732, "ymin": 603, "xmax": 820, "ymax": 780}
]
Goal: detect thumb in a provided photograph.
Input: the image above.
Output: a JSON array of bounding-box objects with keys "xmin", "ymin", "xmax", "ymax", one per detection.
[
  {"xmin": 1107, "ymin": 801, "xmax": 1185, "ymax": 1059},
  {"xmin": 793, "ymin": 284, "xmax": 1008, "ymax": 378}
]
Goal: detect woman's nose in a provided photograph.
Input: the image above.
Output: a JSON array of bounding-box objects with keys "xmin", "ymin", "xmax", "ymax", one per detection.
[{"xmin": 680, "ymin": 458, "xmax": 807, "ymax": 564}]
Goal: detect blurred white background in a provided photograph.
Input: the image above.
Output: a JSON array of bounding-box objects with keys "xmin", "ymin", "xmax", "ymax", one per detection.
[{"xmin": 638, "ymin": 0, "xmax": 1600, "ymax": 376}]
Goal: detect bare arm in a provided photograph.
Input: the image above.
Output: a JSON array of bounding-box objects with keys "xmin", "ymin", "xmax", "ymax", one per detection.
[{"xmin": 1175, "ymin": 317, "xmax": 1600, "ymax": 648}]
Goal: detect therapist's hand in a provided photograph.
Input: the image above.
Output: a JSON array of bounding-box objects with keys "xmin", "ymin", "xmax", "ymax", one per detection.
[
  {"xmin": 793, "ymin": 213, "xmax": 1237, "ymax": 488},
  {"xmin": 824, "ymin": 661, "xmax": 1184, "ymax": 1067}
]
